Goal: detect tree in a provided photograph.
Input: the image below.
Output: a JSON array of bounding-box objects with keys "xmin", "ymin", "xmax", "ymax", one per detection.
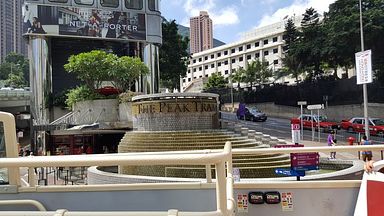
[
  {"xmin": 159, "ymin": 20, "xmax": 190, "ymax": 90},
  {"xmin": 109, "ymin": 56, "xmax": 149, "ymax": 91},
  {"xmin": 0, "ymin": 52, "xmax": 29, "ymax": 86},
  {"xmin": 323, "ymin": 0, "xmax": 384, "ymax": 82},
  {"xmin": 203, "ymin": 73, "xmax": 227, "ymax": 91},
  {"xmin": 64, "ymin": 50, "xmax": 116, "ymax": 90},
  {"xmin": 65, "ymin": 50, "xmax": 149, "ymax": 92},
  {"xmin": 244, "ymin": 59, "xmax": 273, "ymax": 87},
  {"xmin": 283, "ymin": 18, "xmax": 299, "ymax": 54},
  {"xmin": 230, "ymin": 67, "xmax": 246, "ymax": 88}
]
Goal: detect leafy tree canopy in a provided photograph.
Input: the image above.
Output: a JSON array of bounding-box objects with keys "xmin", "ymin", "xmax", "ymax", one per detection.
[
  {"xmin": 0, "ymin": 52, "xmax": 29, "ymax": 86},
  {"xmin": 204, "ymin": 72, "xmax": 227, "ymax": 91},
  {"xmin": 159, "ymin": 19, "xmax": 189, "ymax": 90}
]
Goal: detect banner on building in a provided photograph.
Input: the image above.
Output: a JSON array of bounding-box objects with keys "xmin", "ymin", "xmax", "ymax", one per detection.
[{"xmin": 22, "ymin": 4, "xmax": 146, "ymax": 41}]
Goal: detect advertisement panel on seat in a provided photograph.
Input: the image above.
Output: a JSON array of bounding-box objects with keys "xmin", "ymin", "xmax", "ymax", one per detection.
[{"xmin": 22, "ymin": 4, "xmax": 146, "ymax": 41}]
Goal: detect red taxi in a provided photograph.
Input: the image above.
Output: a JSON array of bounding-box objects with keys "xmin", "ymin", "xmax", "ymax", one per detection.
[
  {"xmin": 294, "ymin": 114, "xmax": 339, "ymax": 132},
  {"xmin": 340, "ymin": 117, "xmax": 384, "ymax": 136}
]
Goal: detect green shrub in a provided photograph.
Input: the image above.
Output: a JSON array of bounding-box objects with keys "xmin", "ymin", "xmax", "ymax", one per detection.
[
  {"xmin": 65, "ymin": 85, "xmax": 107, "ymax": 109},
  {"xmin": 118, "ymin": 91, "xmax": 143, "ymax": 103}
]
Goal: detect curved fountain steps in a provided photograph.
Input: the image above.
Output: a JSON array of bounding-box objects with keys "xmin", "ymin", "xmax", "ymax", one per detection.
[{"xmin": 118, "ymin": 130, "xmax": 291, "ymax": 178}]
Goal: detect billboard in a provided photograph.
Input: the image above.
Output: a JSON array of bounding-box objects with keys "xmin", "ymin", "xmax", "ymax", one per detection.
[{"xmin": 22, "ymin": 4, "xmax": 146, "ymax": 41}]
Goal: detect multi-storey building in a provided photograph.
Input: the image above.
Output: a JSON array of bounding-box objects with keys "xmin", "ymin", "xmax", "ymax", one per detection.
[
  {"xmin": 190, "ymin": 11, "xmax": 213, "ymax": 54},
  {"xmin": 0, "ymin": 0, "xmax": 26, "ymax": 62},
  {"xmin": 182, "ymin": 17, "xmax": 302, "ymax": 92}
]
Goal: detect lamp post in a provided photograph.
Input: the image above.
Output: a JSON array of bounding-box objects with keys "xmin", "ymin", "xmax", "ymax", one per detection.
[{"xmin": 359, "ymin": 0, "xmax": 370, "ymax": 140}]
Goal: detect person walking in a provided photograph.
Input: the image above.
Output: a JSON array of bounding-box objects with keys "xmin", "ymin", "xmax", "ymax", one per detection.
[
  {"xmin": 361, "ymin": 135, "xmax": 373, "ymax": 162},
  {"xmin": 327, "ymin": 130, "xmax": 337, "ymax": 159}
]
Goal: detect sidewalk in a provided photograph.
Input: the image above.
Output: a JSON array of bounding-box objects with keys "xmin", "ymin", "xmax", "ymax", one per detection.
[{"xmin": 300, "ymin": 139, "xmax": 383, "ymax": 162}]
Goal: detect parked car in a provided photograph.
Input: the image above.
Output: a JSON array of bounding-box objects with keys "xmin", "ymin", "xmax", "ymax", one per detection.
[
  {"xmin": 294, "ymin": 114, "xmax": 339, "ymax": 132},
  {"xmin": 340, "ymin": 117, "xmax": 384, "ymax": 136},
  {"xmin": 237, "ymin": 107, "xmax": 267, "ymax": 122}
]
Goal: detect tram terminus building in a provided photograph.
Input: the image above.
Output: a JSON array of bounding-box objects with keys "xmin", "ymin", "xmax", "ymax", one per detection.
[{"xmin": 23, "ymin": 0, "xmax": 162, "ymax": 128}]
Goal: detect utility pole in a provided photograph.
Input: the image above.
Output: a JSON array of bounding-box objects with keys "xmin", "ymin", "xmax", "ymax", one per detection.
[{"xmin": 359, "ymin": 0, "xmax": 370, "ymax": 140}]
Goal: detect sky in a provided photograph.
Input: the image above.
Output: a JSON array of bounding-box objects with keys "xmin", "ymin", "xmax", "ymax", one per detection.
[{"xmin": 161, "ymin": 0, "xmax": 336, "ymax": 43}]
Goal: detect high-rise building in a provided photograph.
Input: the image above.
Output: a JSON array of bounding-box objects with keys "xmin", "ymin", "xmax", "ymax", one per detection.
[
  {"xmin": 190, "ymin": 11, "xmax": 213, "ymax": 54},
  {"xmin": 0, "ymin": 0, "xmax": 26, "ymax": 62}
]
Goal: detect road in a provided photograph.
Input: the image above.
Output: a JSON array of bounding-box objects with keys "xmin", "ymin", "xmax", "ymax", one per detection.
[{"xmin": 221, "ymin": 112, "xmax": 384, "ymax": 145}]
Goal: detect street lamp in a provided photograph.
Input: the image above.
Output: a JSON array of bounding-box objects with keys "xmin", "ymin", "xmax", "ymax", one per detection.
[{"xmin": 359, "ymin": 0, "xmax": 370, "ymax": 139}]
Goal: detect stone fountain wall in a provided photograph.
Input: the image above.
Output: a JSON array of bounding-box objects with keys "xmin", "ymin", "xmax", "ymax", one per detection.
[{"xmin": 131, "ymin": 93, "xmax": 220, "ymax": 131}]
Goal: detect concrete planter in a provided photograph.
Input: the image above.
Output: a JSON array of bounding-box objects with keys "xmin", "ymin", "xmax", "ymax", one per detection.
[{"xmin": 73, "ymin": 99, "xmax": 119, "ymax": 125}]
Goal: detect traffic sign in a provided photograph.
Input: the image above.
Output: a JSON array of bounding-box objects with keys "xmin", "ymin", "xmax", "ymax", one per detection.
[
  {"xmin": 355, "ymin": 50, "xmax": 373, "ymax": 85},
  {"xmin": 307, "ymin": 104, "xmax": 324, "ymax": 110},
  {"xmin": 275, "ymin": 168, "xmax": 305, "ymax": 177},
  {"xmin": 297, "ymin": 101, "xmax": 307, "ymax": 105}
]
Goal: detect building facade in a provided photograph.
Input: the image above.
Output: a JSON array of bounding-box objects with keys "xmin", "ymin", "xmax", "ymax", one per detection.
[
  {"xmin": 190, "ymin": 11, "xmax": 213, "ymax": 54},
  {"xmin": 182, "ymin": 17, "xmax": 303, "ymax": 92},
  {"xmin": 0, "ymin": 0, "xmax": 26, "ymax": 62}
]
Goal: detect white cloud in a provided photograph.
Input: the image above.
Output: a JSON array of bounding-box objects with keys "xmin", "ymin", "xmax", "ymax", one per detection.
[
  {"xmin": 257, "ymin": 0, "xmax": 336, "ymax": 28},
  {"xmin": 181, "ymin": 0, "xmax": 239, "ymax": 27}
]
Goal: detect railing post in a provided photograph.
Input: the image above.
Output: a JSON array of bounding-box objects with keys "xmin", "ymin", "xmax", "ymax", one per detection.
[
  {"xmin": 205, "ymin": 164, "xmax": 212, "ymax": 183},
  {"xmin": 215, "ymin": 161, "xmax": 227, "ymax": 215},
  {"xmin": 28, "ymin": 167, "xmax": 36, "ymax": 187}
]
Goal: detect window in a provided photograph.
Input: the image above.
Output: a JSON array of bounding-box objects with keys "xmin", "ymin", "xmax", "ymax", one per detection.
[
  {"xmin": 204, "ymin": 56, "xmax": 208, "ymax": 60},
  {"xmin": 199, "ymin": 75, "xmax": 202, "ymax": 78},
  {"xmin": 205, "ymin": 74, "xmax": 209, "ymax": 77},
  {"xmin": 255, "ymin": 53, "xmax": 260, "ymax": 58},
  {"xmin": 187, "ymin": 70, "xmax": 190, "ymax": 74},
  {"xmin": 273, "ymin": 37, "xmax": 278, "ymax": 42},
  {"xmin": 205, "ymin": 65, "xmax": 208, "ymax": 70},
  {"xmin": 188, "ymin": 78, "xmax": 191, "ymax": 82},
  {"xmin": 264, "ymin": 39, "xmax": 268, "ymax": 45},
  {"xmin": 353, "ymin": 119, "xmax": 363, "ymax": 124},
  {"xmin": 74, "ymin": 0, "xmax": 94, "ymax": 5},
  {"xmin": 125, "ymin": 0, "xmax": 143, "ymax": 9},
  {"xmin": 225, "ymin": 70, "xmax": 229, "ymax": 75},
  {"xmin": 217, "ymin": 52, "xmax": 221, "ymax": 57},
  {"xmin": 264, "ymin": 50, "xmax": 269, "ymax": 56},
  {"xmin": 193, "ymin": 59, "xmax": 196, "ymax": 63},
  {"xmin": 199, "ymin": 67, "xmax": 202, "ymax": 71},
  {"xmin": 148, "ymin": 0, "xmax": 157, "ymax": 11},
  {"xmin": 239, "ymin": 57, "xmax": 243, "ymax": 62},
  {"xmin": 48, "ymin": 0, "xmax": 68, "ymax": 2},
  {"xmin": 239, "ymin": 46, "xmax": 243, "ymax": 52},
  {"xmin": 193, "ymin": 68, "xmax": 196, "ymax": 72},
  {"xmin": 224, "ymin": 50, "xmax": 228, "ymax": 55},
  {"xmin": 211, "ymin": 54, "xmax": 214, "ymax": 59},
  {"xmin": 194, "ymin": 77, "xmax": 196, "ymax": 79},
  {"xmin": 224, "ymin": 61, "xmax": 228, "ymax": 65},
  {"xmin": 274, "ymin": 59, "xmax": 279, "ymax": 64},
  {"xmin": 231, "ymin": 49, "xmax": 236, "ymax": 54},
  {"xmin": 246, "ymin": 44, "xmax": 251, "ymax": 49},
  {"xmin": 255, "ymin": 42, "xmax": 260, "ymax": 47},
  {"xmin": 247, "ymin": 55, "xmax": 251, "ymax": 60},
  {"xmin": 231, "ymin": 59, "xmax": 236, "ymax": 63},
  {"xmin": 101, "ymin": 0, "xmax": 119, "ymax": 7},
  {"xmin": 183, "ymin": 79, "xmax": 186, "ymax": 83},
  {"xmin": 199, "ymin": 58, "xmax": 202, "ymax": 62},
  {"xmin": 218, "ymin": 62, "xmax": 222, "ymax": 67},
  {"xmin": 273, "ymin": 48, "xmax": 278, "ymax": 54},
  {"xmin": 211, "ymin": 64, "xmax": 214, "ymax": 68}
]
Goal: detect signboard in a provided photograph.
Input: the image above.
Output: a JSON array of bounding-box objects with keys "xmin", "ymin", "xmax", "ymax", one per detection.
[
  {"xmin": 281, "ymin": 192, "xmax": 294, "ymax": 211},
  {"xmin": 237, "ymin": 194, "xmax": 248, "ymax": 213},
  {"xmin": 22, "ymin": 4, "xmax": 147, "ymax": 41},
  {"xmin": 275, "ymin": 168, "xmax": 305, "ymax": 177},
  {"xmin": 291, "ymin": 153, "xmax": 319, "ymax": 171},
  {"xmin": 355, "ymin": 50, "xmax": 373, "ymax": 85},
  {"xmin": 307, "ymin": 104, "xmax": 324, "ymax": 110}
]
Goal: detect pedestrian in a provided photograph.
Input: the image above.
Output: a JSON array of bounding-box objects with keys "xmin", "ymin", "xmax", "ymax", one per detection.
[
  {"xmin": 360, "ymin": 135, "xmax": 373, "ymax": 162},
  {"xmin": 327, "ymin": 130, "xmax": 337, "ymax": 159}
]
